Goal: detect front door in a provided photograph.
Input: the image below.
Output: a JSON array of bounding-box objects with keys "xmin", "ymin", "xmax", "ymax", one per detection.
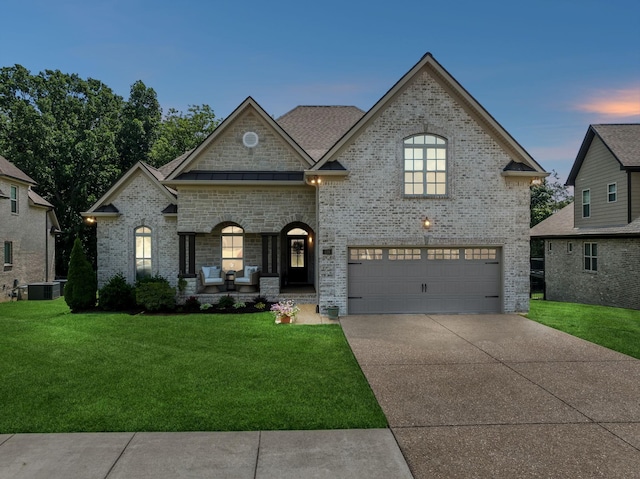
[{"xmin": 287, "ymin": 235, "xmax": 308, "ymax": 284}]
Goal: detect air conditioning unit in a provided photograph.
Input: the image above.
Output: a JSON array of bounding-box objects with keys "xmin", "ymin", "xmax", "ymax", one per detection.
[{"xmin": 28, "ymin": 282, "xmax": 61, "ymax": 300}]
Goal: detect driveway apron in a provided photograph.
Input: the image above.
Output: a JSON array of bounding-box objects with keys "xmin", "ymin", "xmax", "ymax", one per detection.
[{"xmin": 341, "ymin": 314, "xmax": 640, "ymax": 479}]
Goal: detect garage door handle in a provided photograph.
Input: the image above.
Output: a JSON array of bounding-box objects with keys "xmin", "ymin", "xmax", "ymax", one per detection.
[
  {"xmin": 421, "ymin": 283, "xmax": 427, "ymax": 292},
  {"xmin": 485, "ymin": 295, "xmax": 499, "ymax": 298},
  {"xmin": 348, "ymin": 296, "xmax": 363, "ymax": 299}
]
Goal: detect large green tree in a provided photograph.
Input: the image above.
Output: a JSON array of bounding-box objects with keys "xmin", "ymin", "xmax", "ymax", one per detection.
[
  {"xmin": 116, "ymin": 80, "xmax": 161, "ymax": 171},
  {"xmin": 149, "ymin": 104, "xmax": 220, "ymax": 166},
  {"xmin": 0, "ymin": 65, "xmax": 123, "ymax": 274}
]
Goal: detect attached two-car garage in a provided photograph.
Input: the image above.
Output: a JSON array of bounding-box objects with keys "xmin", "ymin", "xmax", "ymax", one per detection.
[{"xmin": 347, "ymin": 247, "xmax": 501, "ymax": 314}]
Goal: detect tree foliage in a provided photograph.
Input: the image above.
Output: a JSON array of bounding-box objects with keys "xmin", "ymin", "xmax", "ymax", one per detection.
[
  {"xmin": 0, "ymin": 65, "xmax": 218, "ymax": 276},
  {"xmin": 149, "ymin": 105, "xmax": 220, "ymax": 166},
  {"xmin": 530, "ymin": 171, "xmax": 573, "ymax": 227}
]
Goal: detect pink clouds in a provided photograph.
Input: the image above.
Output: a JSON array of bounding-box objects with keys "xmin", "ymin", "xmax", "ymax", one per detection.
[{"xmin": 576, "ymin": 86, "xmax": 640, "ymax": 117}]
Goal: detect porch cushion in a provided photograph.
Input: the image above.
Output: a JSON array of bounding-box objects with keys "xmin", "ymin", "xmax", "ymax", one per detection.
[
  {"xmin": 200, "ymin": 266, "xmax": 224, "ymax": 286},
  {"xmin": 244, "ymin": 266, "xmax": 258, "ymax": 276}
]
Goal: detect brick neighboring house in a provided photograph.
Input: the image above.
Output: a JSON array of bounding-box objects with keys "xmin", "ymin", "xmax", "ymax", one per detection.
[
  {"xmin": 0, "ymin": 155, "xmax": 60, "ymax": 301},
  {"xmin": 531, "ymin": 124, "xmax": 640, "ymax": 310},
  {"xmin": 84, "ymin": 53, "xmax": 546, "ymax": 314}
]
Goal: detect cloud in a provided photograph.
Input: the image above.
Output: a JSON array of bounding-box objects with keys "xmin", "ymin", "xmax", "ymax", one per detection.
[{"xmin": 575, "ymin": 86, "xmax": 640, "ymax": 117}]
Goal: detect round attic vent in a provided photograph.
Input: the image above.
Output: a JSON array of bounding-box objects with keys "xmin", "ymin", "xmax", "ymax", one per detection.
[{"xmin": 243, "ymin": 131, "xmax": 259, "ymax": 148}]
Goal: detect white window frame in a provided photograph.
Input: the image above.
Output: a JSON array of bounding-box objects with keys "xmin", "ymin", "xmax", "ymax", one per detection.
[
  {"xmin": 10, "ymin": 185, "xmax": 18, "ymax": 214},
  {"xmin": 403, "ymin": 134, "xmax": 448, "ymax": 197},
  {"xmin": 582, "ymin": 189, "xmax": 590, "ymax": 218},
  {"xmin": 221, "ymin": 225, "xmax": 244, "ymax": 273},
  {"xmin": 584, "ymin": 242, "xmax": 598, "ymax": 272},
  {"xmin": 607, "ymin": 183, "xmax": 617, "ymax": 203},
  {"xmin": 135, "ymin": 226, "xmax": 152, "ymax": 280}
]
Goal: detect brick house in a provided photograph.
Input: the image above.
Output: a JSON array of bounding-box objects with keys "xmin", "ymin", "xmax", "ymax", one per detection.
[
  {"xmin": 0, "ymin": 155, "xmax": 60, "ymax": 301},
  {"xmin": 83, "ymin": 53, "xmax": 546, "ymax": 314},
  {"xmin": 531, "ymin": 124, "xmax": 640, "ymax": 310}
]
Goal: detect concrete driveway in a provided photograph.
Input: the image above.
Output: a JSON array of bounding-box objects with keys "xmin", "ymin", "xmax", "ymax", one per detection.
[{"xmin": 341, "ymin": 314, "xmax": 640, "ymax": 478}]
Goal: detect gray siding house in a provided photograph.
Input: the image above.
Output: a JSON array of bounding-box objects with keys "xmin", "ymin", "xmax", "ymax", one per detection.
[
  {"xmin": 0, "ymin": 155, "xmax": 60, "ymax": 301},
  {"xmin": 531, "ymin": 124, "xmax": 640, "ymax": 310},
  {"xmin": 84, "ymin": 53, "xmax": 546, "ymax": 315}
]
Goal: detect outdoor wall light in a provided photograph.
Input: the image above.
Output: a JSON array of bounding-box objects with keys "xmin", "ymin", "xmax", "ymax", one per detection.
[
  {"xmin": 530, "ymin": 177, "xmax": 543, "ymax": 186},
  {"xmin": 308, "ymin": 175, "xmax": 322, "ymax": 185},
  {"xmin": 85, "ymin": 216, "xmax": 97, "ymax": 225},
  {"xmin": 423, "ymin": 217, "xmax": 432, "ymax": 229}
]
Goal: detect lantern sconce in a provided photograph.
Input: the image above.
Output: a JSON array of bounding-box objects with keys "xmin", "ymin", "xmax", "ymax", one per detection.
[
  {"xmin": 422, "ymin": 217, "xmax": 432, "ymax": 229},
  {"xmin": 530, "ymin": 177, "xmax": 543, "ymax": 186},
  {"xmin": 308, "ymin": 175, "xmax": 322, "ymax": 185},
  {"xmin": 85, "ymin": 216, "xmax": 97, "ymax": 225}
]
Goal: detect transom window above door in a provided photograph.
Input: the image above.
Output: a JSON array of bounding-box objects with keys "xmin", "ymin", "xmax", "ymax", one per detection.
[{"xmin": 404, "ymin": 134, "xmax": 447, "ymax": 196}]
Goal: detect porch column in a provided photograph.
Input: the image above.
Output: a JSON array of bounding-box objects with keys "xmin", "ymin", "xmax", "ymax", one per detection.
[
  {"xmin": 260, "ymin": 233, "xmax": 279, "ymax": 275},
  {"xmin": 178, "ymin": 232, "xmax": 196, "ymax": 277}
]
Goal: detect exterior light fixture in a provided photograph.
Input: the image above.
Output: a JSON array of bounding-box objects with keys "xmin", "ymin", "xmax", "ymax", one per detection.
[
  {"xmin": 85, "ymin": 216, "xmax": 97, "ymax": 225},
  {"xmin": 530, "ymin": 177, "xmax": 543, "ymax": 186},
  {"xmin": 423, "ymin": 217, "xmax": 432, "ymax": 229},
  {"xmin": 308, "ymin": 176, "xmax": 322, "ymax": 185}
]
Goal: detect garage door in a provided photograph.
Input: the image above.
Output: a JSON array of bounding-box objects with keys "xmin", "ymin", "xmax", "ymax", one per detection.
[{"xmin": 348, "ymin": 247, "xmax": 501, "ymax": 314}]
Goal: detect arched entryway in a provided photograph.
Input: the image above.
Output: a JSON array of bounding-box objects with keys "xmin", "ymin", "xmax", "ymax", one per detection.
[{"xmin": 281, "ymin": 222, "xmax": 315, "ymax": 290}]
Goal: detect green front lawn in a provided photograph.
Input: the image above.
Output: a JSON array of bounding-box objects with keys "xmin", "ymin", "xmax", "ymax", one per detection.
[
  {"xmin": 0, "ymin": 299, "xmax": 386, "ymax": 433},
  {"xmin": 527, "ymin": 300, "xmax": 640, "ymax": 359}
]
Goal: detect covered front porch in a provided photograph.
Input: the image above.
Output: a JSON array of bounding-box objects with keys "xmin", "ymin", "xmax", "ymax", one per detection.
[{"xmin": 176, "ymin": 221, "xmax": 317, "ymax": 303}]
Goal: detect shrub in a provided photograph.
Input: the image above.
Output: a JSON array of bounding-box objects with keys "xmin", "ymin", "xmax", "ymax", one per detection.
[
  {"xmin": 65, "ymin": 237, "xmax": 97, "ymax": 312},
  {"xmin": 233, "ymin": 301, "xmax": 246, "ymax": 309},
  {"xmin": 254, "ymin": 302, "xmax": 266, "ymax": 310},
  {"xmin": 183, "ymin": 296, "xmax": 201, "ymax": 312},
  {"xmin": 253, "ymin": 295, "xmax": 268, "ymax": 304},
  {"xmin": 135, "ymin": 275, "xmax": 176, "ymax": 312},
  {"xmin": 98, "ymin": 273, "xmax": 136, "ymax": 311},
  {"xmin": 217, "ymin": 295, "xmax": 235, "ymax": 309}
]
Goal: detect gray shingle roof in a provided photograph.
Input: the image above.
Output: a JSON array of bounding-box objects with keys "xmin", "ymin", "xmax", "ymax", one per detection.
[
  {"xmin": 592, "ymin": 124, "xmax": 640, "ymax": 168},
  {"xmin": 530, "ymin": 203, "xmax": 640, "ymax": 238},
  {"xmin": 28, "ymin": 190, "xmax": 53, "ymax": 208},
  {"xmin": 276, "ymin": 106, "xmax": 364, "ymax": 161},
  {"xmin": 173, "ymin": 171, "xmax": 304, "ymax": 182},
  {"xmin": 0, "ymin": 155, "xmax": 36, "ymax": 184}
]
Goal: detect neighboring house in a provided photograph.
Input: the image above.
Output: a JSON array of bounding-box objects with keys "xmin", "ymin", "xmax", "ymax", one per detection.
[
  {"xmin": 83, "ymin": 53, "xmax": 546, "ymax": 315},
  {"xmin": 0, "ymin": 155, "xmax": 60, "ymax": 301},
  {"xmin": 531, "ymin": 124, "xmax": 640, "ymax": 310}
]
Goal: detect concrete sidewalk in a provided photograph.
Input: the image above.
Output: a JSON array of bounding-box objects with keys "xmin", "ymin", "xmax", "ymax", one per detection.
[
  {"xmin": 341, "ymin": 314, "xmax": 640, "ymax": 478},
  {"xmin": 0, "ymin": 429, "xmax": 412, "ymax": 479}
]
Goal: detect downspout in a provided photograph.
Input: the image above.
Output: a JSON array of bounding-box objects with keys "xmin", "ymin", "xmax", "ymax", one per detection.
[
  {"xmin": 45, "ymin": 209, "xmax": 49, "ymax": 282},
  {"xmin": 628, "ymin": 170, "xmax": 632, "ymax": 224}
]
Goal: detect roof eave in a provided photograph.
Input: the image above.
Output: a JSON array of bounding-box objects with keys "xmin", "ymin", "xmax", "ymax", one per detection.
[{"xmin": 163, "ymin": 180, "xmax": 308, "ymax": 187}]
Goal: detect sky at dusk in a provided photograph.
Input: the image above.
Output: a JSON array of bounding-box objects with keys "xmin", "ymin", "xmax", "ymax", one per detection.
[{"xmin": 2, "ymin": 0, "xmax": 639, "ymax": 184}]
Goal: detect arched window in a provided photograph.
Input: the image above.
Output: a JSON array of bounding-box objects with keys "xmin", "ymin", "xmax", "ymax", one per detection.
[
  {"xmin": 404, "ymin": 134, "xmax": 447, "ymax": 196},
  {"xmin": 221, "ymin": 225, "xmax": 243, "ymax": 272},
  {"xmin": 135, "ymin": 226, "xmax": 152, "ymax": 280}
]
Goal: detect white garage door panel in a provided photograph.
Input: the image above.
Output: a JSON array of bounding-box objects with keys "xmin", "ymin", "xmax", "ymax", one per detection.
[{"xmin": 348, "ymin": 248, "xmax": 501, "ymax": 314}]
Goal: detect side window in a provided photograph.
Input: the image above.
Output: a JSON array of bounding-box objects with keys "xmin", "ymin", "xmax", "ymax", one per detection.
[
  {"xmin": 582, "ymin": 189, "xmax": 590, "ymax": 218},
  {"xmin": 607, "ymin": 183, "xmax": 617, "ymax": 203},
  {"xmin": 221, "ymin": 225, "xmax": 244, "ymax": 272},
  {"xmin": 584, "ymin": 242, "xmax": 597, "ymax": 272},
  {"xmin": 10, "ymin": 185, "xmax": 18, "ymax": 214},
  {"xmin": 404, "ymin": 134, "xmax": 447, "ymax": 196},
  {"xmin": 135, "ymin": 226, "xmax": 152, "ymax": 280},
  {"xmin": 3, "ymin": 241, "xmax": 12, "ymax": 266}
]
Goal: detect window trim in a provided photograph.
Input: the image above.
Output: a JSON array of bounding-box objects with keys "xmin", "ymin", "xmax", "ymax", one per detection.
[
  {"xmin": 582, "ymin": 189, "xmax": 591, "ymax": 218},
  {"xmin": 607, "ymin": 183, "xmax": 617, "ymax": 203},
  {"xmin": 135, "ymin": 226, "xmax": 152, "ymax": 280},
  {"xmin": 403, "ymin": 134, "xmax": 448, "ymax": 197},
  {"xmin": 221, "ymin": 224, "xmax": 244, "ymax": 273},
  {"xmin": 584, "ymin": 242, "xmax": 598, "ymax": 272},
  {"xmin": 10, "ymin": 185, "xmax": 18, "ymax": 214}
]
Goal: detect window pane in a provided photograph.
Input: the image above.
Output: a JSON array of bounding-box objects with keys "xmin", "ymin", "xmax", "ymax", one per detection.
[
  {"xmin": 426, "ymin": 149, "xmax": 436, "ymax": 160},
  {"xmin": 405, "ymin": 148, "xmax": 414, "ymax": 160},
  {"xmin": 413, "ymin": 149, "xmax": 424, "ymax": 160},
  {"xmin": 413, "ymin": 160, "xmax": 423, "ymax": 171},
  {"xmin": 404, "ymin": 160, "xmax": 414, "ymax": 171},
  {"xmin": 424, "ymin": 135, "xmax": 436, "ymax": 144},
  {"xmin": 592, "ymin": 258, "xmax": 598, "ymax": 271},
  {"xmin": 436, "ymin": 149, "xmax": 446, "ymax": 159},
  {"xmin": 426, "ymin": 184, "xmax": 436, "ymax": 195},
  {"xmin": 592, "ymin": 244, "xmax": 597, "ymax": 256},
  {"xmin": 435, "ymin": 184, "xmax": 446, "ymax": 195},
  {"xmin": 414, "ymin": 136, "xmax": 425, "ymax": 144},
  {"xmin": 584, "ymin": 243, "xmax": 590, "ymax": 256},
  {"xmin": 413, "ymin": 183, "xmax": 424, "ymax": 195}
]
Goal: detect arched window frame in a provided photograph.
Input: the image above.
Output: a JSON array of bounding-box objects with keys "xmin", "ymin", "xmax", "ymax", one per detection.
[
  {"xmin": 221, "ymin": 225, "xmax": 244, "ymax": 272},
  {"xmin": 403, "ymin": 134, "xmax": 448, "ymax": 196},
  {"xmin": 135, "ymin": 226, "xmax": 152, "ymax": 280}
]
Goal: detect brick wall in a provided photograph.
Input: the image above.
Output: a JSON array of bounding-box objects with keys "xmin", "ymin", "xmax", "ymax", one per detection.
[
  {"xmin": 545, "ymin": 237, "xmax": 640, "ymax": 310},
  {"xmin": 317, "ymin": 68, "xmax": 532, "ymax": 314},
  {"xmin": 96, "ymin": 172, "xmax": 178, "ymax": 288},
  {"xmin": 0, "ymin": 179, "xmax": 56, "ymax": 301}
]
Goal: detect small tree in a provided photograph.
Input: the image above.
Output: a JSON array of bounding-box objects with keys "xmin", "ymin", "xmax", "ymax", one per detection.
[{"xmin": 65, "ymin": 237, "xmax": 97, "ymax": 312}]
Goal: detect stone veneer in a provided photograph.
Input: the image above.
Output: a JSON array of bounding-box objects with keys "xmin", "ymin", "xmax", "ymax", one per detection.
[{"xmin": 317, "ymin": 68, "xmax": 532, "ymax": 314}]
